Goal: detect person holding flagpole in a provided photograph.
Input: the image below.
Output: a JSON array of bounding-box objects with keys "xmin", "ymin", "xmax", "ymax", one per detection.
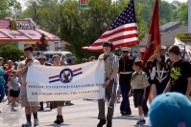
[
  {"xmin": 97, "ymin": 41, "xmax": 118, "ymax": 127},
  {"xmin": 142, "ymin": 0, "xmax": 161, "ymax": 104}
]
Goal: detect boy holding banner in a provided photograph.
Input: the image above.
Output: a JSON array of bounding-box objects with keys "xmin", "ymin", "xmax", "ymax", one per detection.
[
  {"xmin": 97, "ymin": 41, "xmax": 118, "ymax": 127},
  {"xmin": 17, "ymin": 45, "xmax": 40, "ymax": 127},
  {"xmin": 51, "ymin": 55, "xmax": 65, "ymax": 124}
]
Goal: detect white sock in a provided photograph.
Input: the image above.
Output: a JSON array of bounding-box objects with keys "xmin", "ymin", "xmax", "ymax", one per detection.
[
  {"xmin": 139, "ymin": 115, "xmax": 142, "ymax": 120},
  {"xmin": 141, "ymin": 114, "xmax": 144, "ymax": 120}
]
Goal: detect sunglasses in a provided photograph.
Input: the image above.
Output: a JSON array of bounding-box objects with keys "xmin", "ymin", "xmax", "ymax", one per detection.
[{"xmin": 123, "ymin": 51, "xmax": 129, "ymax": 53}]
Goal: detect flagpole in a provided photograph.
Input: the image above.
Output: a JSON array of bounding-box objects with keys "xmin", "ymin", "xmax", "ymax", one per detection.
[
  {"xmin": 189, "ymin": 0, "xmax": 191, "ymax": 33},
  {"xmin": 137, "ymin": 43, "xmax": 140, "ymax": 60}
]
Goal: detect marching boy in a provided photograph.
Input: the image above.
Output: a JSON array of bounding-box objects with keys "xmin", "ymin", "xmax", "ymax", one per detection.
[{"xmin": 128, "ymin": 60, "xmax": 150, "ymax": 125}]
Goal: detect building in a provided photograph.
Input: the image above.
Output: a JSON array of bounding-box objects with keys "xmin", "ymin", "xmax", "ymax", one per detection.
[
  {"xmin": 0, "ymin": 17, "xmax": 64, "ymax": 51},
  {"xmin": 140, "ymin": 21, "xmax": 188, "ymax": 47}
]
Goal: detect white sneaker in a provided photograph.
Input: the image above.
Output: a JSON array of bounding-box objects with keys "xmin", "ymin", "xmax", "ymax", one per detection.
[
  {"xmin": 14, "ymin": 102, "xmax": 19, "ymax": 107},
  {"xmin": 34, "ymin": 119, "xmax": 39, "ymax": 126},
  {"xmin": 9, "ymin": 102, "xmax": 20, "ymax": 107},
  {"xmin": 22, "ymin": 122, "xmax": 32, "ymax": 127}
]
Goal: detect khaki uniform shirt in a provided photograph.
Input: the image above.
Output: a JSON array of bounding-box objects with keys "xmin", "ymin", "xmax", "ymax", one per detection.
[
  {"xmin": 17, "ymin": 58, "xmax": 40, "ymax": 86},
  {"xmin": 99, "ymin": 52, "xmax": 119, "ymax": 79},
  {"xmin": 131, "ymin": 70, "xmax": 150, "ymax": 89}
]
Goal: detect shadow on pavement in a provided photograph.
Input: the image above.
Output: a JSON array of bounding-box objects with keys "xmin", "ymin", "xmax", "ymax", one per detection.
[
  {"xmin": 113, "ymin": 115, "xmax": 138, "ymax": 121},
  {"xmin": 38, "ymin": 109, "xmax": 53, "ymax": 112},
  {"xmin": 133, "ymin": 124, "xmax": 151, "ymax": 127},
  {"xmin": 46, "ymin": 123, "xmax": 70, "ymax": 126}
]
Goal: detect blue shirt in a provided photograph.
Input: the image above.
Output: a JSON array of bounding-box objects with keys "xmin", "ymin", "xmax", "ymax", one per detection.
[{"xmin": 0, "ymin": 68, "xmax": 4, "ymax": 86}]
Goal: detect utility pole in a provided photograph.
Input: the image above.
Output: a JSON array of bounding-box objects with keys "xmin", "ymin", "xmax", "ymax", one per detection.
[{"xmin": 189, "ymin": 0, "xmax": 191, "ymax": 33}]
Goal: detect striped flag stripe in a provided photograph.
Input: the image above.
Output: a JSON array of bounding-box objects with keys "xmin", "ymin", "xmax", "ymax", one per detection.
[
  {"xmin": 101, "ymin": 23, "xmax": 137, "ymax": 35},
  {"xmin": 92, "ymin": 34, "xmax": 138, "ymax": 46},
  {"xmin": 99, "ymin": 26, "xmax": 137, "ymax": 39},
  {"xmin": 83, "ymin": 23, "xmax": 138, "ymax": 50},
  {"xmin": 94, "ymin": 29, "xmax": 138, "ymax": 44},
  {"xmin": 82, "ymin": 0, "xmax": 139, "ymax": 52},
  {"xmin": 83, "ymin": 41, "xmax": 138, "ymax": 52},
  {"xmin": 83, "ymin": 38, "xmax": 138, "ymax": 50}
]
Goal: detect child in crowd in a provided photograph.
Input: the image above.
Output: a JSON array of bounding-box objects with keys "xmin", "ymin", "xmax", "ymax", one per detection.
[
  {"xmin": 129, "ymin": 60, "xmax": 150, "ymax": 125},
  {"xmin": 148, "ymin": 92, "xmax": 191, "ymax": 127},
  {"xmin": 10, "ymin": 70, "xmax": 20, "ymax": 111}
]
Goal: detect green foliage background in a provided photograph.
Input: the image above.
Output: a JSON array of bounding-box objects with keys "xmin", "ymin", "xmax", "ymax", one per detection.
[
  {"xmin": 1, "ymin": 0, "xmax": 187, "ymax": 61},
  {"xmin": 0, "ymin": 43, "xmax": 24, "ymax": 63}
]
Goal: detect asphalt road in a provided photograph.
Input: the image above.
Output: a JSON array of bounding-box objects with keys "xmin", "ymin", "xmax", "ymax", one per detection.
[{"xmin": 0, "ymin": 97, "xmax": 151, "ymax": 127}]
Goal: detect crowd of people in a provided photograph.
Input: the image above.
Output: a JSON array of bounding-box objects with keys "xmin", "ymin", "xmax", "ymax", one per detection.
[{"xmin": 0, "ymin": 41, "xmax": 191, "ymax": 127}]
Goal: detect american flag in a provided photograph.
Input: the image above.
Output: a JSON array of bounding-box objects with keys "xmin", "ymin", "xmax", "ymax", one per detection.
[{"xmin": 82, "ymin": 0, "xmax": 139, "ymax": 52}]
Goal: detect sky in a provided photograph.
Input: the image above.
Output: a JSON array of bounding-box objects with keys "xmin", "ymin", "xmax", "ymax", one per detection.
[
  {"xmin": 164, "ymin": 0, "xmax": 188, "ymax": 3},
  {"xmin": 18, "ymin": 0, "xmax": 188, "ymax": 10}
]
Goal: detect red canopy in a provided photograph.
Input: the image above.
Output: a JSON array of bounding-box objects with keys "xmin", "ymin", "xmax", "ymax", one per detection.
[{"xmin": 0, "ymin": 18, "xmax": 59, "ymax": 43}]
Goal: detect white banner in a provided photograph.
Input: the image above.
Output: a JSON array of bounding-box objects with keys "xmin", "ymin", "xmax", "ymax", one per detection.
[
  {"xmin": 174, "ymin": 37, "xmax": 191, "ymax": 60},
  {"xmin": 26, "ymin": 60, "xmax": 105, "ymax": 102}
]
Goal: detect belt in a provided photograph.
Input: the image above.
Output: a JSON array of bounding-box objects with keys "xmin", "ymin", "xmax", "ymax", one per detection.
[
  {"xmin": 156, "ymin": 70, "xmax": 168, "ymax": 73},
  {"xmin": 120, "ymin": 71, "xmax": 132, "ymax": 74}
]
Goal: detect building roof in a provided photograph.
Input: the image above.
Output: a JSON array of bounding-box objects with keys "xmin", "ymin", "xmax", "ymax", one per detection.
[
  {"xmin": 160, "ymin": 21, "xmax": 181, "ymax": 32},
  {"xmin": 0, "ymin": 18, "xmax": 59, "ymax": 43},
  {"xmin": 140, "ymin": 22, "xmax": 188, "ymax": 47}
]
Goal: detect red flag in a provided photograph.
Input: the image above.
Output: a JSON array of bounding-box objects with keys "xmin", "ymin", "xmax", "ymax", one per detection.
[
  {"xmin": 82, "ymin": 0, "xmax": 139, "ymax": 52},
  {"xmin": 142, "ymin": 0, "xmax": 161, "ymax": 66}
]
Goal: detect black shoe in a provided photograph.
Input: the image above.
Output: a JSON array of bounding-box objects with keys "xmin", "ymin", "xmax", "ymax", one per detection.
[
  {"xmin": 97, "ymin": 119, "xmax": 106, "ymax": 127},
  {"xmin": 136, "ymin": 120, "xmax": 141, "ymax": 125},
  {"xmin": 144, "ymin": 112, "xmax": 148, "ymax": 116},
  {"xmin": 38, "ymin": 108, "xmax": 44, "ymax": 111},
  {"xmin": 65, "ymin": 102, "xmax": 74, "ymax": 106},
  {"xmin": 120, "ymin": 111, "xmax": 125, "ymax": 116},
  {"xmin": 107, "ymin": 121, "xmax": 112, "ymax": 127},
  {"xmin": 136, "ymin": 119, "xmax": 145, "ymax": 125},
  {"xmin": 140, "ymin": 119, "xmax": 146, "ymax": 125},
  {"xmin": 54, "ymin": 115, "xmax": 64, "ymax": 124},
  {"xmin": 50, "ymin": 103, "xmax": 53, "ymax": 110},
  {"xmin": 124, "ymin": 112, "xmax": 131, "ymax": 116}
]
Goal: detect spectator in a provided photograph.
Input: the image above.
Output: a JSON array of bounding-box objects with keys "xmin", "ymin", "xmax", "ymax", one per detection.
[
  {"xmin": 0, "ymin": 57, "xmax": 5, "ymax": 104},
  {"xmin": 60, "ymin": 55, "xmax": 67, "ymax": 66},
  {"xmin": 133, "ymin": 51, "xmax": 138, "ymax": 59},
  {"xmin": 89, "ymin": 56, "xmax": 96, "ymax": 61},
  {"xmin": 10, "ymin": 70, "xmax": 20, "ymax": 111},
  {"xmin": 6, "ymin": 60, "xmax": 15, "ymax": 103},
  {"xmin": 49, "ymin": 54, "xmax": 53, "ymax": 64},
  {"xmin": 34, "ymin": 52, "xmax": 40, "ymax": 59},
  {"xmin": 20, "ymin": 56, "xmax": 25, "ymax": 61},
  {"xmin": 148, "ymin": 92, "xmax": 191, "ymax": 127}
]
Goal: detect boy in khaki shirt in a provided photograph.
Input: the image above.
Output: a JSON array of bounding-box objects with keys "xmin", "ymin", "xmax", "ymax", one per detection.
[{"xmin": 129, "ymin": 60, "xmax": 149, "ymax": 125}]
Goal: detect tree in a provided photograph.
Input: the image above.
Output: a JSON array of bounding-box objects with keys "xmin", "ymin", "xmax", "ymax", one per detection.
[
  {"xmin": 0, "ymin": 0, "xmax": 21, "ymax": 19},
  {"xmin": 0, "ymin": 43, "xmax": 24, "ymax": 62},
  {"xmin": 20, "ymin": 0, "xmax": 147, "ymax": 61},
  {"xmin": 175, "ymin": 3, "xmax": 188, "ymax": 24},
  {"xmin": 58, "ymin": 0, "xmax": 147, "ymax": 60},
  {"xmin": 136, "ymin": 0, "xmax": 174, "ymax": 26}
]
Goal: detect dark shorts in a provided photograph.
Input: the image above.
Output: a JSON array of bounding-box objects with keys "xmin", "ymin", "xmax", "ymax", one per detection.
[
  {"xmin": 156, "ymin": 83, "xmax": 167, "ymax": 95},
  {"xmin": 51, "ymin": 101, "xmax": 65, "ymax": 109},
  {"xmin": 133, "ymin": 89, "xmax": 144, "ymax": 108},
  {"xmin": 10, "ymin": 89, "xmax": 19, "ymax": 97}
]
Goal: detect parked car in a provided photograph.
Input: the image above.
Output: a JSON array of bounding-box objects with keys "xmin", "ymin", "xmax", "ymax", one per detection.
[{"xmin": 43, "ymin": 51, "xmax": 74, "ymax": 64}]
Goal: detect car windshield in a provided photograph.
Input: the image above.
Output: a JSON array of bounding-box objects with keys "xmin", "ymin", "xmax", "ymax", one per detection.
[{"xmin": 65, "ymin": 54, "xmax": 73, "ymax": 59}]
